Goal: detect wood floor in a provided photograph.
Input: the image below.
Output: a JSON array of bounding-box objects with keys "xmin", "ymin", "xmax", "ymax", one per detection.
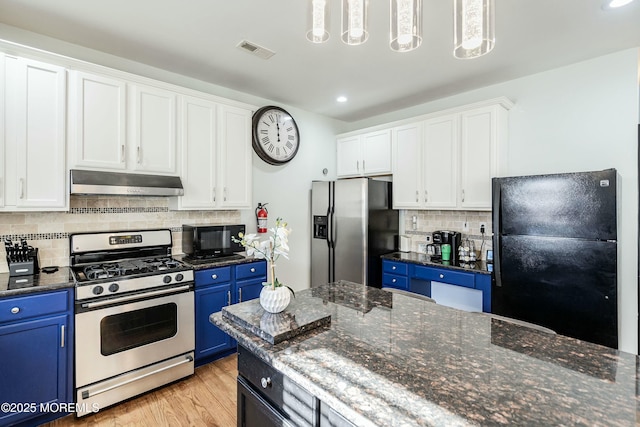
[{"xmin": 43, "ymin": 354, "xmax": 238, "ymax": 427}]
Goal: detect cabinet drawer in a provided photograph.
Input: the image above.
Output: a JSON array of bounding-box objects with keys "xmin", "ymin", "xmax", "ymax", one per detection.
[
  {"xmin": 382, "ymin": 273, "xmax": 409, "ymax": 290},
  {"xmin": 413, "ymin": 266, "xmax": 475, "ymax": 289},
  {"xmin": 195, "ymin": 266, "xmax": 231, "ymax": 287},
  {"xmin": 382, "ymin": 261, "xmax": 408, "ymax": 276},
  {"xmin": 236, "ymin": 261, "xmax": 267, "ymax": 280},
  {"xmin": 0, "ymin": 290, "xmax": 69, "ymax": 324}
]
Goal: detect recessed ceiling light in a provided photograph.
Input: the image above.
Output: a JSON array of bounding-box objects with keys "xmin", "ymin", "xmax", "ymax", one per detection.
[
  {"xmin": 603, "ymin": 0, "xmax": 635, "ymax": 9},
  {"xmin": 336, "ymin": 96, "xmax": 348, "ymax": 103}
]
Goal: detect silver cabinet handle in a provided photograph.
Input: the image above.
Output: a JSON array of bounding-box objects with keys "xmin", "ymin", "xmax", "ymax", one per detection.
[
  {"xmin": 415, "ymin": 190, "xmax": 419, "ymax": 203},
  {"xmin": 19, "ymin": 178, "xmax": 25, "ymax": 199},
  {"xmin": 261, "ymin": 377, "xmax": 272, "ymax": 389},
  {"xmin": 425, "ymin": 190, "xmax": 428, "ymax": 203},
  {"xmin": 137, "ymin": 146, "xmax": 141, "ymax": 164},
  {"xmin": 223, "ymin": 187, "xmax": 227, "ymax": 202},
  {"xmin": 356, "ymin": 160, "xmax": 360, "ymax": 173},
  {"xmin": 362, "ymin": 159, "xmax": 366, "ymax": 173},
  {"xmin": 250, "ymin": 267, "xmax": 256, "ymax": 273},
  {"xmin": 121, "ymin": 145, "xmax": 125, "ymax": 163},
  {"xmin": 238, "ymin": 288, "xmax": 242, "ymax": 303},
  {"xmin": 439, "ymin": 274, "xmax": 444, "ymax": 279},
  {"xmin": 213, "ymin": 188, "xmax": 216, "ymax": 202},
  {"xmin": 227, "ymin": 290, "xmax": 231, "ymax": 306},
  {"xmin": 10, "ymin": 307, "xmax": 20, "ymax": 314},
  {"xmin": 61, "ymin": 325, "xmax": 65, "ymax": 348},
  {"xmin": 212, "ymin": 274, "xmax": 218, "ymax": 279},
  {"xmin": 461, "ymin": 189, "xmax": 465, "ymax": 203}
]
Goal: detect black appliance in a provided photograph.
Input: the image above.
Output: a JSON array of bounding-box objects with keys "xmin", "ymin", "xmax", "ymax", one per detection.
[
  {"xmin": 492, "ymin": 169, "xmax": 618, "ymax": 348},
  {"xmin": 432, "ymin": 230, "xmax": 461, "ymax": 264},
  {"xmin": 182, "ymin": 224, "xmax": 245, "ymax": 260}
]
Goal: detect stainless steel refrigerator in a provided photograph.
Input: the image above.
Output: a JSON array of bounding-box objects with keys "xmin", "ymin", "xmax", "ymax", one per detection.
[
  {"xmin": 492, "ymin": 169, "xmax": 618, "ymax": 348},
  {"xmin": 311, "ymin": 178, "xmax": 398, "ymax": 288}
]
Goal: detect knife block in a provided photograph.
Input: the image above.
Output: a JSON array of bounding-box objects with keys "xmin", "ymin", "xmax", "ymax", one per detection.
[{"xmin": 7, "ymin": 248, "xmax": 40, "ymax": 277}]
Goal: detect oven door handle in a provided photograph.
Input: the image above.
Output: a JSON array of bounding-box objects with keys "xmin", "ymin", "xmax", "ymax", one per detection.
[
  {"xmin": 81, "ymin": 285, "xmax": 192, "ymax": 309},
  {"xmin": 81, "ymin": 354, "xmax": 194, "ymax": 400}
]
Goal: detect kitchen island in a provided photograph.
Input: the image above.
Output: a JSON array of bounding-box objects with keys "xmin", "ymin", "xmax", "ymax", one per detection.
[{"xmin": 211, "ymin": 281, "xmax": 639, "ymax": 426}]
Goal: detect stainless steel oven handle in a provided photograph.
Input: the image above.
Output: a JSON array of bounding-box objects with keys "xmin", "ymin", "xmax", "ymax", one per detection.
[
  {"xmin": 81, "ymin": 354, "xmax": 194, "ymax": 400},
  {"xmin": 81, "ymin": 285, "xmax": 192, "ymax": 309}
]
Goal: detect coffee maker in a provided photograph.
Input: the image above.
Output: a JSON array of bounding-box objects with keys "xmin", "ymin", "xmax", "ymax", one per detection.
[{"xmin": 431, "ymin": 230, "xmax": 460, "ymax": 264}]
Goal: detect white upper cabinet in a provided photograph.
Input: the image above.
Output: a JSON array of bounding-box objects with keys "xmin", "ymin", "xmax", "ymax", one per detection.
[
  {"xmin": 169, "ymin": 98, "xmax": 252, "ymax": 210},
  {"xmin": 391, "ymin": 98, "xmax": 512, "ymax": 211},
  {"xmin": 337, "ymin": 129, "xmax": 392, "ymax": 177},
  {"xmin": 129, "ymin": 83, "xmax": 177, "ymax": 174},
  {"xmin": 69, "ymin": 72, "xmax": 178, "ymax": 175},
  {"xmin": 2, "ymin": 55, "xmax": 67, "ymax": 211},
  {"xmin": 69, "ymin": 71, "xmax": 126, "ymax": 170},
  {"xmin": 217, "ymin": 104, "xmax": 252, "ymax": 208}
]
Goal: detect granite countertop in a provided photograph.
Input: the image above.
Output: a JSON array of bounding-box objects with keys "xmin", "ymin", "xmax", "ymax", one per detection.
[
  {"xmin": 383, "ymin": 251, "xmax": 492, "ymax": 274},
  {"xmin": 174, "ymin": 253, "xmax": 262, "ymax": 270},
  {"xmin": 0, "ymin": 267, "xmax": 74, "ymax": 298},
  {"xmin": 211, "ymin": 281, "xmax": 639, "ymax": 427}
]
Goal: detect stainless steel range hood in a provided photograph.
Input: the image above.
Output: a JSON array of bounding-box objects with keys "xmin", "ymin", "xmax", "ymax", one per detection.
[{"xmin": 70, "ymin": 170, "xmax": 184, "ymax": 196}]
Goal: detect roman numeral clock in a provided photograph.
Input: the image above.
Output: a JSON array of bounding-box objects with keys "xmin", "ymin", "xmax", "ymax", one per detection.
[{"xmin": 252, "ymin": 106, "xmax": 300, "ymax": 165}]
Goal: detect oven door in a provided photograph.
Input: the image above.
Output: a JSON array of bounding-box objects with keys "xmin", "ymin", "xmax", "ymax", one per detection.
[{"xmin": 75, "ymin": 285, "xmax": 195, "ymax": 388}]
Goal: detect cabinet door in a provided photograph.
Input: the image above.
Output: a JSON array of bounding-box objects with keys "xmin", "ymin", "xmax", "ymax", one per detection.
[
  {"xmin": 423, "ymin": 114, "xmax": 458, "ymax": 209},
  {"xmin": 459, "ymin": 107, "xmax": 497, "ymax": 210},
  {"xmin": 6, "ymin": 57, "xmax": 66, "ymax": 209},
  {"xmin": 195, "ymin": 283, "xmax": 233, "ymax": 361},
  {"xmin": 336, "ymin": 136, "xmax": 361, "ymax": 177},
  {"xmin": 69, "ymin": 71, "xmax": 126, "ymax": 170},
  {"xmin": 178, "ymin": 95, "xmax": 217, "ymax": 209},
  {"xmin": 129, "ymin": 83, "xmax": 177, "ymax": 174},
  {"xmin": 236, "ymin": 280, "xmax": 264, "ymax": 303},
  {"xmin": 392, "ymin": 122, "xmax": 422, "ymax": 208},
  {"xmin": 0, "ymin": 53, "xmax": 5, "ymax": 209},
  {"xmin": 361, "ymin": 129, "xmax": 391, "ymax": 175},
  {"xmin": 218, "ymin": 104, "xmax": 252, "ymax": 208},
  {"xmin": 0, "ymin": 314, "xmax": 69, "ymax": 426}
]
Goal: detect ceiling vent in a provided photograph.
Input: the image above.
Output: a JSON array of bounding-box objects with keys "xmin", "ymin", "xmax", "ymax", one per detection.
[{"xmin": 236, "ymin": 40, "xmax": 275, "ymax": 60}]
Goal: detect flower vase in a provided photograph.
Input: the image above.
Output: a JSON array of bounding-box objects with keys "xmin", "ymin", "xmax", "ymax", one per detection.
[{"xmin": 260, "ymin": 285, "xmax": 291, "ymax": 313}]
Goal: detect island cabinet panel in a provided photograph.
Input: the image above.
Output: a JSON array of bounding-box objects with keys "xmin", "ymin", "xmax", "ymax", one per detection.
[
  {"xmin": 194, "ymin": 260, "xmax": 266, "ymax": 365},
  {"xmin": 0, "ymin": 289, "xmax": 73, "ymax": 426}
]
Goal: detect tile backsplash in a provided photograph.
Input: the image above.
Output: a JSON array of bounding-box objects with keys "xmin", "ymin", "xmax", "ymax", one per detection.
[
  {"xmin": 402, "ymin": 210, "xmax": 493, "ymax": 260},
  {"xmin": 0, "ymin": 196, "xmax": 240, "ymax": 272}
]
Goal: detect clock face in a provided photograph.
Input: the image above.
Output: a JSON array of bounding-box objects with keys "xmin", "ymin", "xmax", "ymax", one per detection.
[{"xmin": 252, "ymin": 106, "xmax": 300, "ymax": 165}]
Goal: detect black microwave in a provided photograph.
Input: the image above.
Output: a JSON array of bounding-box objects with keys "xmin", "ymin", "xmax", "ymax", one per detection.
[{"xmin": 182, "ymin": 224, "xmax": 245, "ymax": 259}]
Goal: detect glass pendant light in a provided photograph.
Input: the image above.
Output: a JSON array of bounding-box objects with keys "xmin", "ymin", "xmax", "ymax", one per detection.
[
  {"xmin": 390, "ymin": 0, "xmax": 422, "ymax": 52},
  {"xmin": 307, "ymin": 0, "xmax": 330, "ymax": 43},
  {"xmin": 341, "ymin": 0, "xmax": 369, "ymax": 45},
  {"xmin": 454, "ymin": 0, "xmax": 495, "ymax": 59}
]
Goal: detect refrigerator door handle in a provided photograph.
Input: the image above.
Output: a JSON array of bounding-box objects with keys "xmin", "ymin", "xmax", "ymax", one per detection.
[{"xmin": 330, "ymin": 206, "xmax": 337, "ymax": 247}]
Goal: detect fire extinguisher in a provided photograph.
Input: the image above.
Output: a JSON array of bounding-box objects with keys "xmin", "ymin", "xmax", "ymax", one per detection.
[{"xmin": 256, "ymin": 203, "xmax": 268, "ymax": 233}]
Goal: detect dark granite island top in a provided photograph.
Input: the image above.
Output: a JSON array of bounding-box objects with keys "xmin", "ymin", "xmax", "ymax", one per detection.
[{"xmin": 211, "ymin": 281, "xmax": 639, "ymax": 426}]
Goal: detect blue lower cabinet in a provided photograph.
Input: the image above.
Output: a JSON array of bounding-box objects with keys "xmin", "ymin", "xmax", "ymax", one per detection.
[
  {"xmin": 382, "ymin": 273, "xmax": 409, "ymax": 290},
  {"xmin": 0, "ymin": 289, "xmax": 73, "ymax": 427},
  {"xmin": 195, "ymin": 283, "xmax": 234, "ymax": 360},
  {"xmin": 194, "ymin": 260, "xmax": 267, "ymax": 365}
]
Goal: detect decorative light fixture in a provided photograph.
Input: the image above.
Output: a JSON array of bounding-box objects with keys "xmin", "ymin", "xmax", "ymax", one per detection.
[
  {"xmin": 341, "ymin": 0, "xmax": 369, "ymax": 45},
  {"xmin": 390, "ymin": 0, "xmax": 422, "ymax": 52},
  {"xmin": 307, "ymin": 0, "xmax": 330, "ymax": 43},
  {"xmin": 453, "ymin": 0, "xmax": 495, "ymax": 59},
  {"xmin": 606, "ymin": 0, "xmax": 635, "ymax": 7}
]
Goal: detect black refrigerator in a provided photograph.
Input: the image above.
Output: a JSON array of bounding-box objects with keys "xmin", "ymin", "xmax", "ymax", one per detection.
[{"xmin": 492, "ymin": 169, "xmax": 618, "ymax": 348}]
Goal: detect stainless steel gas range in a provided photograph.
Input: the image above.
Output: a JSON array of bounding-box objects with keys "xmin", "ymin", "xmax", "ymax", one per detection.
[{"xmin": 70, "ymin": 229, "xmax": 195, "ymax": 417}]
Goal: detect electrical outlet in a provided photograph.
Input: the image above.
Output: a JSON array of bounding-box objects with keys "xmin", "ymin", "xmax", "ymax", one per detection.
[{"xmin": 479, "ymin": 222, "xmax": 487, "ymax": 234}]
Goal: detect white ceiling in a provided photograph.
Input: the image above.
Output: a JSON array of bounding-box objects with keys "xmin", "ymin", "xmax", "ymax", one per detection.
[{"xmin": 0, "ymin": 0, "xmax": 639, "ymax": 122}]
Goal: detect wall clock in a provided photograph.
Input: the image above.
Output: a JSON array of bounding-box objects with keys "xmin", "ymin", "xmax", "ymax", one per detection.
[{"xmin": 252, "ymin": 106, "xmax": 300, "ymax": 165}]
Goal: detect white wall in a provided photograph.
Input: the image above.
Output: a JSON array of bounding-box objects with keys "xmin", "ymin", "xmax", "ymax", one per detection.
[{"xmin": 345, "ymin": 49, "xmax": 640, "ymax": 353}]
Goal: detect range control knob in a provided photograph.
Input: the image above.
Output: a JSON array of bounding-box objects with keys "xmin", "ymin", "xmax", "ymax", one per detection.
[
  {"xmin": 108, "ymin": 283, "xmax": 119, "ymax": 293},
  {"xmin": 163, "ymin": 275, "xmax": 172, "ymax": 284},
  {"xmin": 175, "ymin": 273, "xmax": 184, "ymax": 282},
  {"xmin": 93, "ymin": 285, "xmax": 104, "ymax": 295}
]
